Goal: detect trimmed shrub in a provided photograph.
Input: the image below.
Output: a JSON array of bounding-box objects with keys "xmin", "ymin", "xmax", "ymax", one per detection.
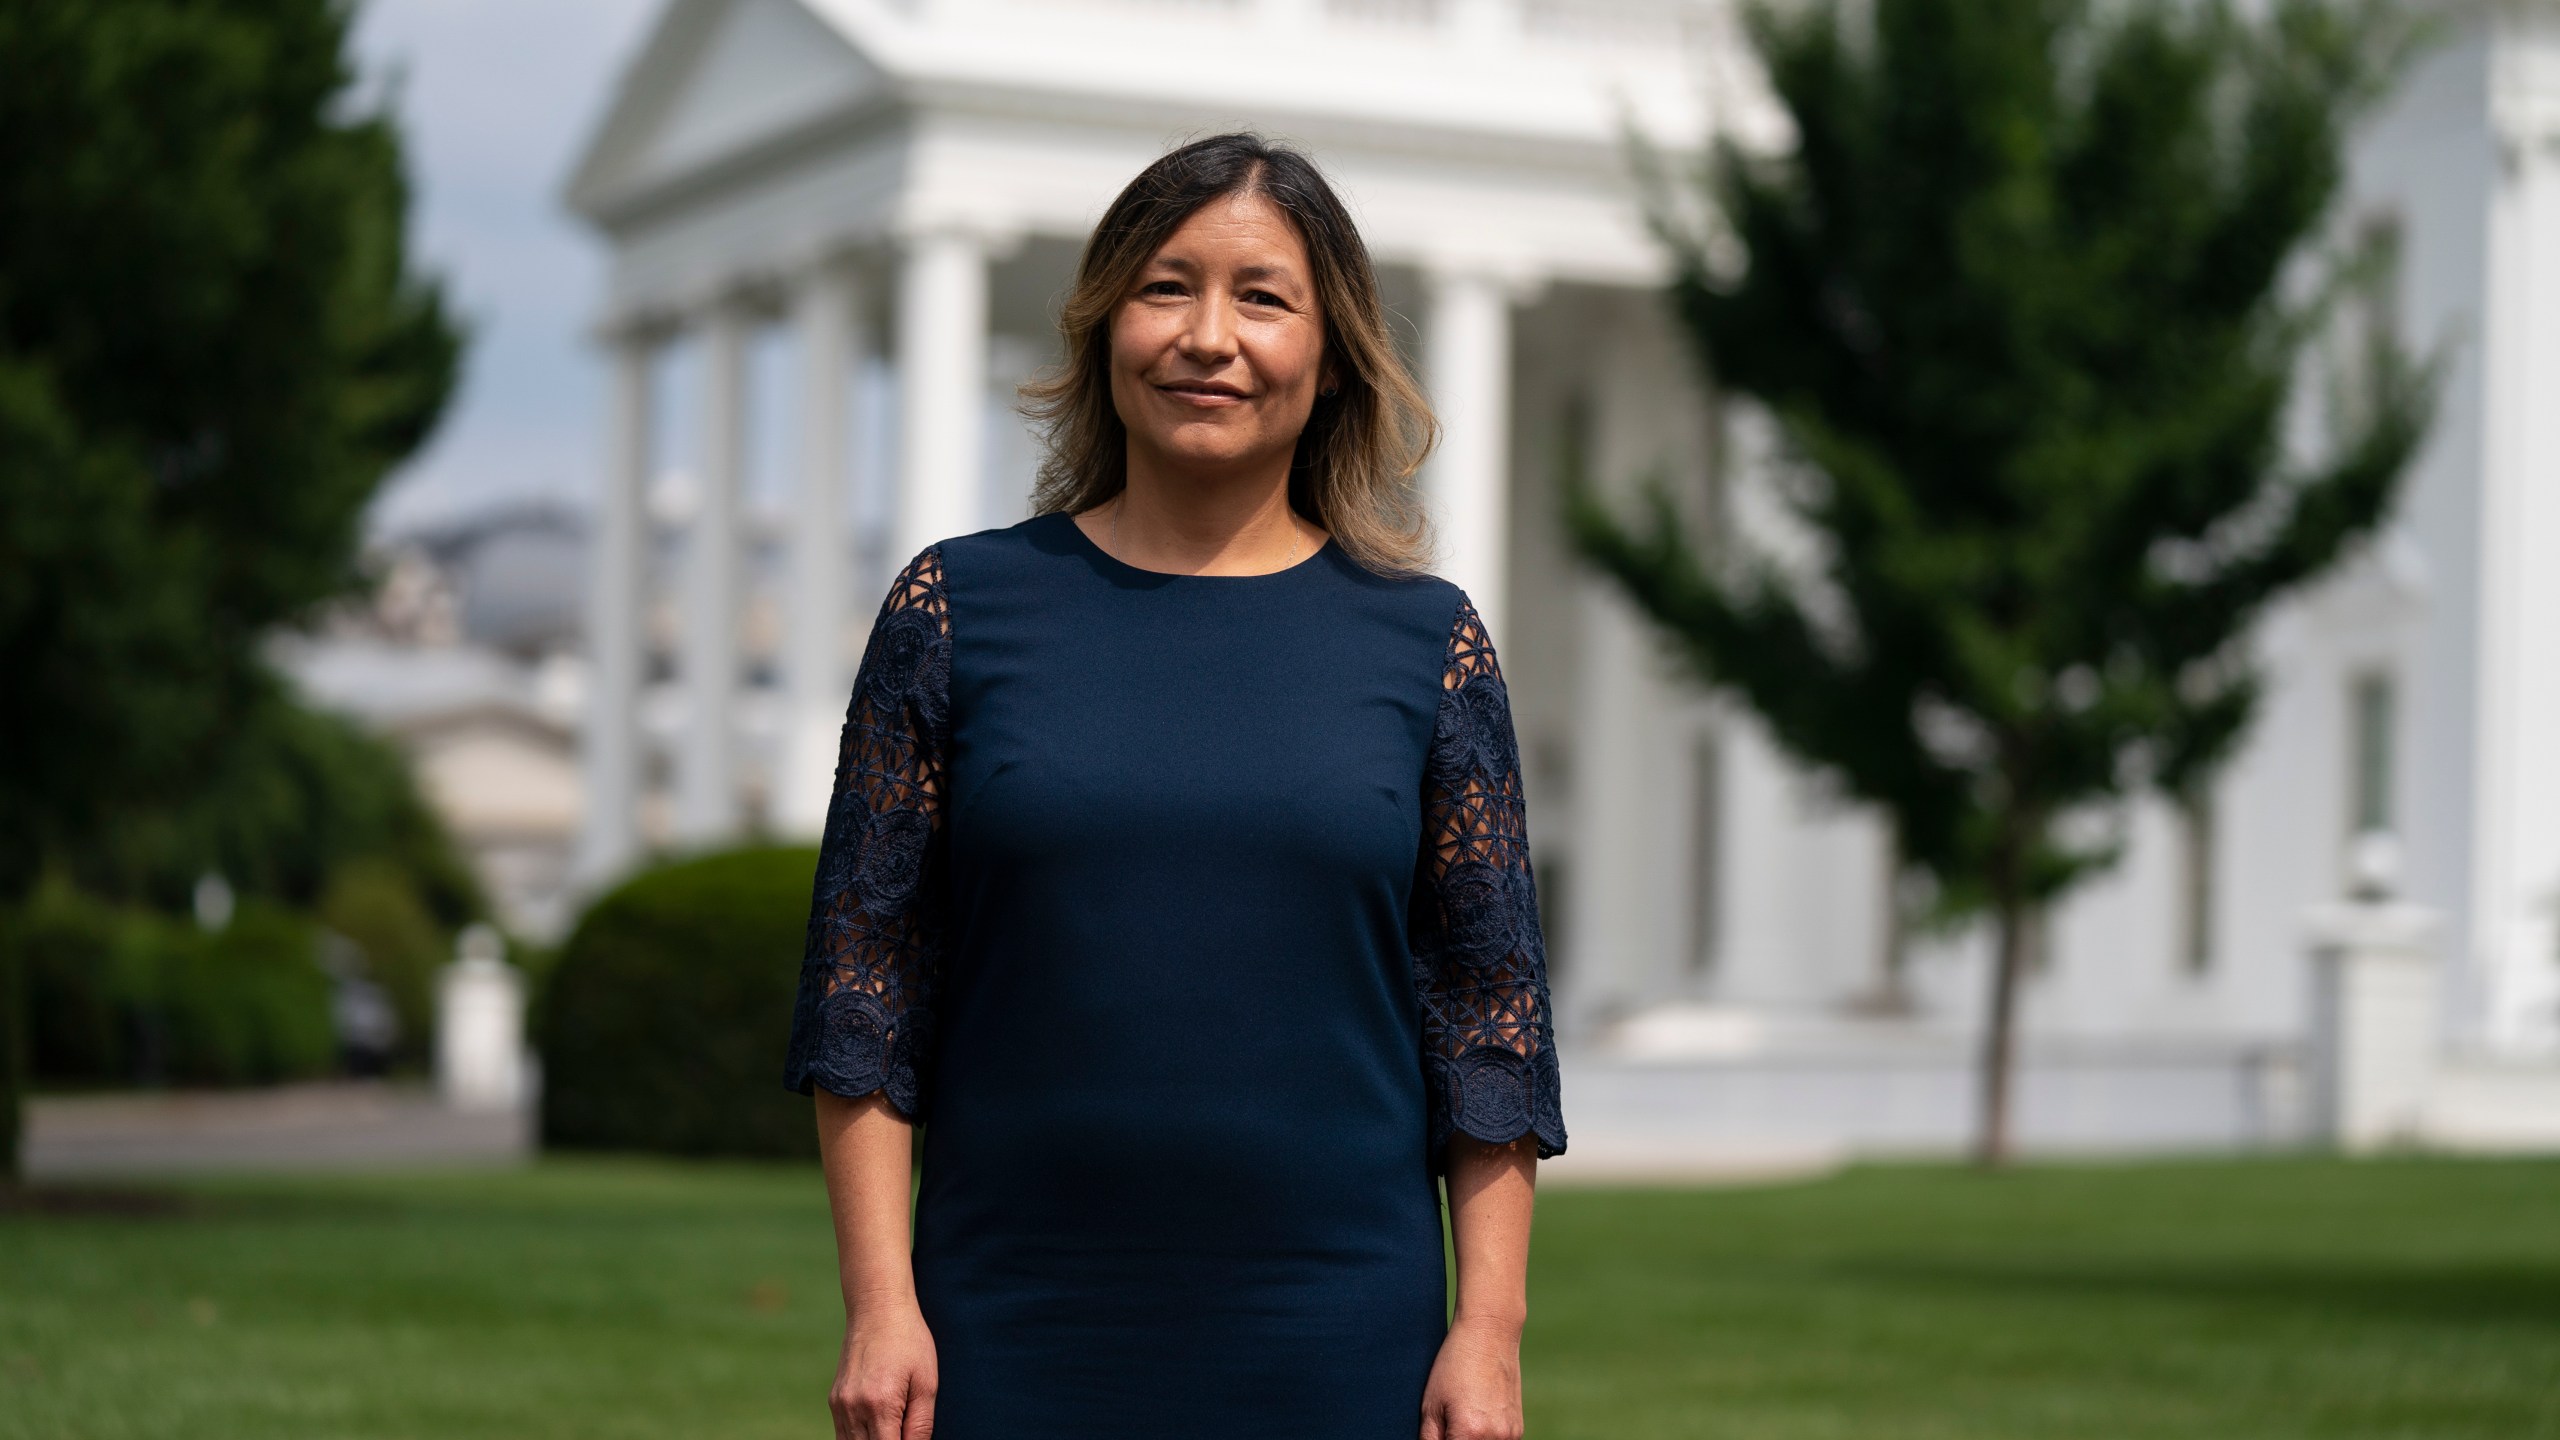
[
  {"xmin": 538, "ymin": 845, "xmax": 821, "ymax": 1158},
  {"xmin": 162, "ymin": 900, "xmax": 335, "ymax": 1085},
  {"xmin": 12, "ymin": 882, "xmax": 130, "ymax": 1083},
  {"xmin": 10, "ymin": 882, "xmax": 334, "ymax": 1088}
]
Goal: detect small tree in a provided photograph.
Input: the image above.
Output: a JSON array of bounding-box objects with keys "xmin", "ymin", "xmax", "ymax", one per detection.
[{"xmin": 1565, "ymin": 0, "xmax": 2435, "ymax": 1164}]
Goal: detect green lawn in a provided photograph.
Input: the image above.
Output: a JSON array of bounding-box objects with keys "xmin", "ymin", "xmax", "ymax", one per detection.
[{"xmin": 2, "ymin": 1156, "xmax": 2555, "ymax": 1438}]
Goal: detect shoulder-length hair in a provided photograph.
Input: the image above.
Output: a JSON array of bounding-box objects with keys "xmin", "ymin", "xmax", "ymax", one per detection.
[{"xmin": 1020, "ymin": 132, "xmax": 1439, "ymax": 577}]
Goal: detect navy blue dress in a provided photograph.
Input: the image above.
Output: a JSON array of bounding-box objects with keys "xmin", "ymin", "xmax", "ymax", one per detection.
[{"xmin": 784, "ymin": 509, "xmax": 1565, "ymax": 1439}]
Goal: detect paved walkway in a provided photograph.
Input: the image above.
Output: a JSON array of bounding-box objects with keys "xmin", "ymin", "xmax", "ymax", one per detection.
[
  {"xmin": 23, "ymin": 1082, "xmax": 532, "ymax": 1180},
  {"xmin": 21, "ymin": 1081, "xmax": 1840, "ymax": 1187}
]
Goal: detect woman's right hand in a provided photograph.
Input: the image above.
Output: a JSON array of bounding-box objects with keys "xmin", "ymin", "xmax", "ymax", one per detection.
[{"xmin": 831, "ymin": 1297, "xmax": 938, "ymax": 1440}]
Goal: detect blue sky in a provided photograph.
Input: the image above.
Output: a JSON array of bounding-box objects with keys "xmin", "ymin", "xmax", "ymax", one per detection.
[{"xmin": 353, "ymin": 0, "xmax": 659, "ymax": 535}]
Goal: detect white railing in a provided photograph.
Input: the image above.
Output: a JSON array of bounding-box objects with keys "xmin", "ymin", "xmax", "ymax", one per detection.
[
  {"xmin": 910, "ymin": 0, "xmax": 1722, "ymax": 52},
  {"xmin": 1322, "ymin": 0, "xmax": 1444, "ymax": 26},
  {"xmin": 1521, "ymin": 0, "xmax": 1707, "ymax": 48}
]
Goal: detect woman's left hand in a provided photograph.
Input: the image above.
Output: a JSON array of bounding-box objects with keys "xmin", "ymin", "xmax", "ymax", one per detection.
[{"xmin": 1418, "ymin": 1314, "xmax": 1525, "ymax": 1440}]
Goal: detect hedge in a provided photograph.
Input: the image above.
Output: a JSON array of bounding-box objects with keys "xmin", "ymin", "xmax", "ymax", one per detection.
[
  {"xmin": 11, "ymin": 882, "xmax": 335, "ymax": 1087},
  {"xmin": 537, "ymin": 845, "xmax": 822, "ymax": 1158}
]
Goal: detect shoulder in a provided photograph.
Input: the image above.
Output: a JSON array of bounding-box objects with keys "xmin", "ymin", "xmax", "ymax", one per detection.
[
  {"xmin": 888, "ymin": 513, "xmax": 1069, "ymax": 602},
  {"xmin": 938, "ymin": 513, "xmax": 1056, "ymax": 565},
  {"xmin": 1312, "ymin": 561, "xmax": 1504, "ymax": 708},
  {"xmin": 1354, "ymin": 568, "xmax": 1503, "ymax": 690},
  {"xmin": 1378, "ymin": 569, "xmax": 1494, "ymax": 672},
  {"xmin": 1324, "ymin": 553, "xmax": 1474, "ymax": 638}
]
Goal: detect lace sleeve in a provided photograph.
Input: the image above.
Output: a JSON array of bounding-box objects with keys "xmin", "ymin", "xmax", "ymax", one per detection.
[
  {"xmin": 1411, "ymin": 595, "xmax": 1566, "ymax": 1171},
  {"xmin": 783, "ymin": 546, "xmax": 952, "ymax": 1117}
]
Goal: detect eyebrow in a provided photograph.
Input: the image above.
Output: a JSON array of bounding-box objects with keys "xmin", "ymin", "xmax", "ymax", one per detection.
[{"xmin": 1148, "ymin": 256, "xmax": 1304, "ymax": 287}]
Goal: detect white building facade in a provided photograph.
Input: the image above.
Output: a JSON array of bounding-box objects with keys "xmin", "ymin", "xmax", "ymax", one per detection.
[{"xmin": 565, "ymin": 0, "xmax": 2560, "ymax": 1160}]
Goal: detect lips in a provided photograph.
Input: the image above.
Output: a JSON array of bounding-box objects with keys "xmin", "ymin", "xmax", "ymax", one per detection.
[{"xmin": 1158, "ymin": 380, "xmax": 1248, "ymax": 401}]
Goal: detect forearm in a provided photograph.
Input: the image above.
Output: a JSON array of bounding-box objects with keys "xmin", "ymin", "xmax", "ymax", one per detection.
[
  {"xmin": 814, "ymin": 1089, "xmax": 921, "ymax": 1317},
  {"xmin": 1445, "ymin": 1134, "xmax": 1537, "ymax": 1332}
]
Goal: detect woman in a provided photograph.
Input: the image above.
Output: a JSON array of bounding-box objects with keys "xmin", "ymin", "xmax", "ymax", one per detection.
[{"xmin": 785, "ymin": 131, "xmax": 1565, "ymax": 1440}]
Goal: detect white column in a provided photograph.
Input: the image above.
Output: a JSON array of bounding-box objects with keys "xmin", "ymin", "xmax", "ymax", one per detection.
[
  {"xmin": 895, "ymin": 227, "xmax": 991, "ymax": 562},
  {"xmin": 1423, "ymin": 267, "xmax": 1516, "ymax": 643},
  {"xmin": 776, "ymin": 261, "xmax": 865, "ymax": 837},
  {"xmin": 2471, "ymin": 82, "xmax": 2560, "ymax": 1053},
  {"xmin": 575, "ymin": 326, "xmax": 651, "ymax": 886},
  {"xmin": 674, "ymin": 297, "xmax": 751, "ymax": 847},
  {"xmin": 1560, "ymin": 300, "xmax": 1728, "ymax": 1032},
  {"xmin": 1567, "ymin": 582, "xmax": 1690, "ymax": 1032}
]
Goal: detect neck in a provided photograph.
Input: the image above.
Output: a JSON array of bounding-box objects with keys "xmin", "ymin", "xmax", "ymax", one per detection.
[{"xmin": 1100, "ymin": 444, "xmax": 1318, "ymax": 575}]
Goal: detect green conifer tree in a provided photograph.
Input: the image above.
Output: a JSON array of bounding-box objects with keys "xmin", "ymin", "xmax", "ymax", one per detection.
[
  {"xmin": 0, "ymin": 0, "xmax": 462, "ymax": 1178},
  {"xmin": 1565, "ymin": 0, "xmax": 2436, "ymax": 1163}
]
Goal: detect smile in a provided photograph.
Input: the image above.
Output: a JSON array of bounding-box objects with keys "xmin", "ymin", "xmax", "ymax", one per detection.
[{"xmin": 1157, "ymin": 381, "xmax": 1249, "ymax": 405}]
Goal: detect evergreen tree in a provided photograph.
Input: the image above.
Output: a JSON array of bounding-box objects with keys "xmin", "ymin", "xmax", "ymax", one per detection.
[
  {"xmin": 1565, "ymin": 0, "xmax": 2435, "ymax": 1163},
  {"xmin": 0, "ymin": 0, "xmax": 463, "ymax": 1177}
]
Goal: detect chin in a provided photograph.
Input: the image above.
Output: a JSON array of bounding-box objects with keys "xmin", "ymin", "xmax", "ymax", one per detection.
[
  {"xmin": 1162, "ymin": 442, "xmax": 1264, "ymax": 472},
  {"xmin": 1151, "ymin": 424, "xmax": 1264, "ymax": 467}
]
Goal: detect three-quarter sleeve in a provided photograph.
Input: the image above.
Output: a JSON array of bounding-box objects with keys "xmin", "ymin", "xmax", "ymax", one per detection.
[
  {"xmin": 1410, "ymin": 595, "xmax": 1567, "ymax": 1171},
  {"xmin": 783, "ymin": 546, "xmax": 953, "ymax": 1117}
]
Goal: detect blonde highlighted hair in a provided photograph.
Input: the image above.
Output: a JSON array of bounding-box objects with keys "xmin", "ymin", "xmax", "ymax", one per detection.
[{"xmin": 1019, "ymin": 132, "xmax": 1440, "ymax": 577}]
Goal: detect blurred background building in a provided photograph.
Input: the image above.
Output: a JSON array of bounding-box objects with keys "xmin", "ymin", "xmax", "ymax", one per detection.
[
  {"xmin": 280, "ymin": 506, "xmax": 592, "ymax": 942},
  {"xmin": 318, "ymin": 0, "xmax": 2557, "ymax": 1159}
]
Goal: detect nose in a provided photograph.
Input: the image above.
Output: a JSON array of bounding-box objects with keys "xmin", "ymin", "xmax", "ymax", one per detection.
[{"xmin": 1176, "ymin": 287, "xmax": 1239, "ymax": 365}]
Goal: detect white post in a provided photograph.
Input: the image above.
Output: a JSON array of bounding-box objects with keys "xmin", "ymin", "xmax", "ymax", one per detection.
[
  {"xmin": 895, "ymin": 227, "xmax": 991, "ymax": 563},
  {"xmin": 2306, "ymin": 894, "xmax": 2441, "ymax": 1152},
  {"xmin": 675, "ymin": 297, "xmax": 751, "ymax": 847},
  {"xmin": 1423, "ymin": 267, "xmax": 1516, "ymax": 643},
  {"xmin": 437, "ymin": 925, "xmax": 529, "ymax": 1113},
  {"xmin": 777, "ymin": 261, "xmax": 864, "ymax": 837},
  {"xmin": 576, "ymin": 327, "xmax": 651, "ymax": 886}
]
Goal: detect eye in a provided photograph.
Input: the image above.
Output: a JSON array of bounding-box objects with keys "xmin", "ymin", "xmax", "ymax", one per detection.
[
  {"xmin": 1140, "ymin": 279, "xmax": 1186, "ymax": 298},
  {"xmin": 1241, "ymin": 288, "xmax": 1289, "ymax": 309}
]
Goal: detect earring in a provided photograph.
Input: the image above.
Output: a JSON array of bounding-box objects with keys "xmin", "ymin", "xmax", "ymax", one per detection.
[{"xmin": 1319, "ymin": 383, "xmax": 1340, "ymax": 397}]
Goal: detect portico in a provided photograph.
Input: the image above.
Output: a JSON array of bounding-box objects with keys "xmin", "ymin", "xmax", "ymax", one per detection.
[{"xmin": 563, "ymin": 0, "xmax": 1736, "ymax": 1029}]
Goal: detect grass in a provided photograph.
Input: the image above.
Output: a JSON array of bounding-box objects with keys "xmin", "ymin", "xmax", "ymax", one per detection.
[
  {"xmin": 1529, "ymin": 1158, "xmax": 2560, "ymax": 1439},
  {"xmin": 2, "ymin": 1156, "xmax": 2555, "ymax": 1438}
]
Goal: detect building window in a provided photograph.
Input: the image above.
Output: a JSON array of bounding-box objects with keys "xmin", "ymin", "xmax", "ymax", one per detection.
[
  {"xmin": 1689, "ymin": 732, "xmax": 1722, "ymax": 973},
  {"xmin": 1870, "ymin": 824, "xmax": 1919, "ymax": 1012},
  {"xmin": 1531, "ymin": 732, "xmax": 1573, "ymax": 986},
  {"xmin": 1536, "ymin": 854, "xmax": 1571, "ymax": 990},
  {"xmin": 2178, "ymin": 787, "xmax": 2216, "ymax": 975},
  {"xmin": 2021, "ymin": 902, "xmax": 2055, "ymax": 977},
  {"xmin": 2325, "ymin": 210, "xmax": 2405, "ymax": 440},
  {"xmin": 2349, "ymin": 670, "xmax": 2396, "ymax": 839}
]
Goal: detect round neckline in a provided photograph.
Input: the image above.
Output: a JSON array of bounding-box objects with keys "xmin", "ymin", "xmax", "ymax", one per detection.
[{"xmin": 1057, "ymin": 507, "xmax": 1335, "ymax": 582}]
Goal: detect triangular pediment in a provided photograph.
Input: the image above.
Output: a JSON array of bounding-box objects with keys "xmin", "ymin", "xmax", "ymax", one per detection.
[{"xmin": 566, "ymin": 0, "xmax": 888, "ymax": 219}]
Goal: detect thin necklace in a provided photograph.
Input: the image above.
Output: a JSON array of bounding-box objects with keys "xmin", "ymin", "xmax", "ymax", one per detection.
[{"xmin": 1111, "ymin": 495, "xmax": 1307, "ymax": 573}]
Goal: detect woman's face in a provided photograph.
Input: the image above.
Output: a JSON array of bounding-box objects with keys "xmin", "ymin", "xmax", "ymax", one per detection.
[{"xmin": 1108, "ymin": 190, "xmax": 1334, "ymax": 482}]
